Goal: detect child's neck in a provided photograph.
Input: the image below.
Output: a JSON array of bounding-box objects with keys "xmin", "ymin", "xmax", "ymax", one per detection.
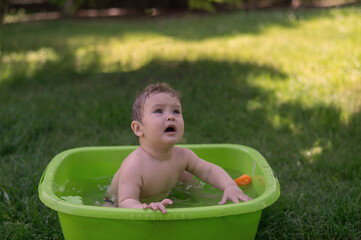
[{"xmin": 139, "ymin": 143, "xmax": 173, "ymax": 161}]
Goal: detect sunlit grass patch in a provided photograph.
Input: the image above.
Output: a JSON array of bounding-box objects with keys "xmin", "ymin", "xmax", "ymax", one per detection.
[{"xmin": 1, "ymin": 48, "xmax": 58, "ymax": 83}]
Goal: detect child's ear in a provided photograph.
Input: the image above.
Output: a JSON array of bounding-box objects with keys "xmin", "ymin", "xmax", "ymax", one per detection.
[{"xmin": 131, "ymin": 120, "xmax": 144, "ymax": 137}]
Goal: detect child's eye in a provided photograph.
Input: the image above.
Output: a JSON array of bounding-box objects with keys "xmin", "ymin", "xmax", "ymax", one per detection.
[
  {"xmin": 173, "ymin": 109, "xmax": 181, "ymax": 114},
  {"xmin": 154, "ymin": 109, "xmax": 163, "ymax": 114}
]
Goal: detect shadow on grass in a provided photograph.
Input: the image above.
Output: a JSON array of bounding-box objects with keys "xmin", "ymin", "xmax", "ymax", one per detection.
[{"xmin": 0, "ymin": 49, "xmax": 360, "ymax": 239}]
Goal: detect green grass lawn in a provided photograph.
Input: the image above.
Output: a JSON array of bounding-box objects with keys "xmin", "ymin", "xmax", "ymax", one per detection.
[{"xmin": 1, "ymin": 5, "xmax": 361, "ymax": 239}]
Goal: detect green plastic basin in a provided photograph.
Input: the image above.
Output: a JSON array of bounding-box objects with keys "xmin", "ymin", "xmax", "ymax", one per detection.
[{"xmin": 38, "ymin": 144, "xmax": 280, "ymax": 240}]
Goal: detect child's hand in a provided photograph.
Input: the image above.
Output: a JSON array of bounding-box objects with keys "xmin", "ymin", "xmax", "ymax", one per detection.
[
  {"xmin": 218, "ymin": 185, "xmax": 252, "ymax": 205},
  {"xmin": 142, "ymin": 199, "xmax": 173, "ymax": 214}
]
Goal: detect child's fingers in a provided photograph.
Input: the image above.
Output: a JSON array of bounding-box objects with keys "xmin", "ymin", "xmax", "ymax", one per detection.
[
  {"xmin": 148, "ymin": 202, "xmax": 158, "ymax": 211},
  {"xmin": 157, "ymin": 203, "xmax": 167, "ymax": 214},
  {"xmin": 218, "ymin": 195, "xmax": 227, "ymax": 205},
  {"xmin": 161, "ymin": 199, "xmax": 173, "ymax": 206},
  {"xmin": 151, "ymin": 202, "xmax": 166, "ymax": 213},
  {"xmin": 144, "ymin": 202, "xmax": 169, "ymax": 214},
  {"xmin": 231, "ymin": 196, "xmax": 240, "ymax": 203},
  {"xmin": 239, "ymin": 193, "xmax": 252, "ymax": 202}
]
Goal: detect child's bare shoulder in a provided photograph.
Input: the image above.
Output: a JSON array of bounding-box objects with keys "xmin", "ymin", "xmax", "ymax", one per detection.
[
  {"xmin": 173, "ymin": 146, "xmax": 198, "ymax": 160},
  {"xmin": 119, "ymin": 148, "xmax": 144, "ymax": 171}
]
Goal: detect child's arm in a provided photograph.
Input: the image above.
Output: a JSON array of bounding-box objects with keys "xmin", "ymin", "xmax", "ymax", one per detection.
[
  {"xmin": 116, "ymin": 167, "xmax": 144, "ymax": 209},
  {"xmin": 116, "ymin": 165, "xmax": 172, "ymax": 213},
  {"xmin": 184, "ymin": 149, "xmax": 252, "ymax": 203}
]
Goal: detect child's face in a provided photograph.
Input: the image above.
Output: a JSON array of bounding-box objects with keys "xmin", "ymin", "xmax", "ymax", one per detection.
[{"xmin": 139, "ymin": 92, "xmax": 184, "ymax": 147}]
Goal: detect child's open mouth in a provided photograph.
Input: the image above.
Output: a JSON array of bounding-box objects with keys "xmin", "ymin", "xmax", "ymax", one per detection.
[{"xmin": 164, "ymin": 126, "xmax": 176, "ymax": 133}]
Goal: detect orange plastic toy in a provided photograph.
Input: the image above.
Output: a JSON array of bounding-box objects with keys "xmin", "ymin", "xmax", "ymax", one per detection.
[{"xmin": 234, "ymin": 174, "xmax": 252, "ymax": 186}]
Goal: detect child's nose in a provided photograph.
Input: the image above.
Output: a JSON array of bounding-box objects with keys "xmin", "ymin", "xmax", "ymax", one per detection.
[{"xmin": 167, "ymin": 114, "xmax": 175, "ymax": 121}]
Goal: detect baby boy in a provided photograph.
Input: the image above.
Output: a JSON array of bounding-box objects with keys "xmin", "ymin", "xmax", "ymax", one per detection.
[{"xmin": 107, "ymin": 83, "xmax": 251, "ymax": 213}]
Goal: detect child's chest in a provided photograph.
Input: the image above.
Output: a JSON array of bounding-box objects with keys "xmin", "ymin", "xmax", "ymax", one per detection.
[{"xmin": 140, "ymin": 158, "xmax": 185, "ymax": 196}]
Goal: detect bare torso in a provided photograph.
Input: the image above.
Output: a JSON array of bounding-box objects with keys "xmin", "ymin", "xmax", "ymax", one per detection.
[{"xmin": 108, "ymin": 147, "xmax": 188, "ymax": 201}]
